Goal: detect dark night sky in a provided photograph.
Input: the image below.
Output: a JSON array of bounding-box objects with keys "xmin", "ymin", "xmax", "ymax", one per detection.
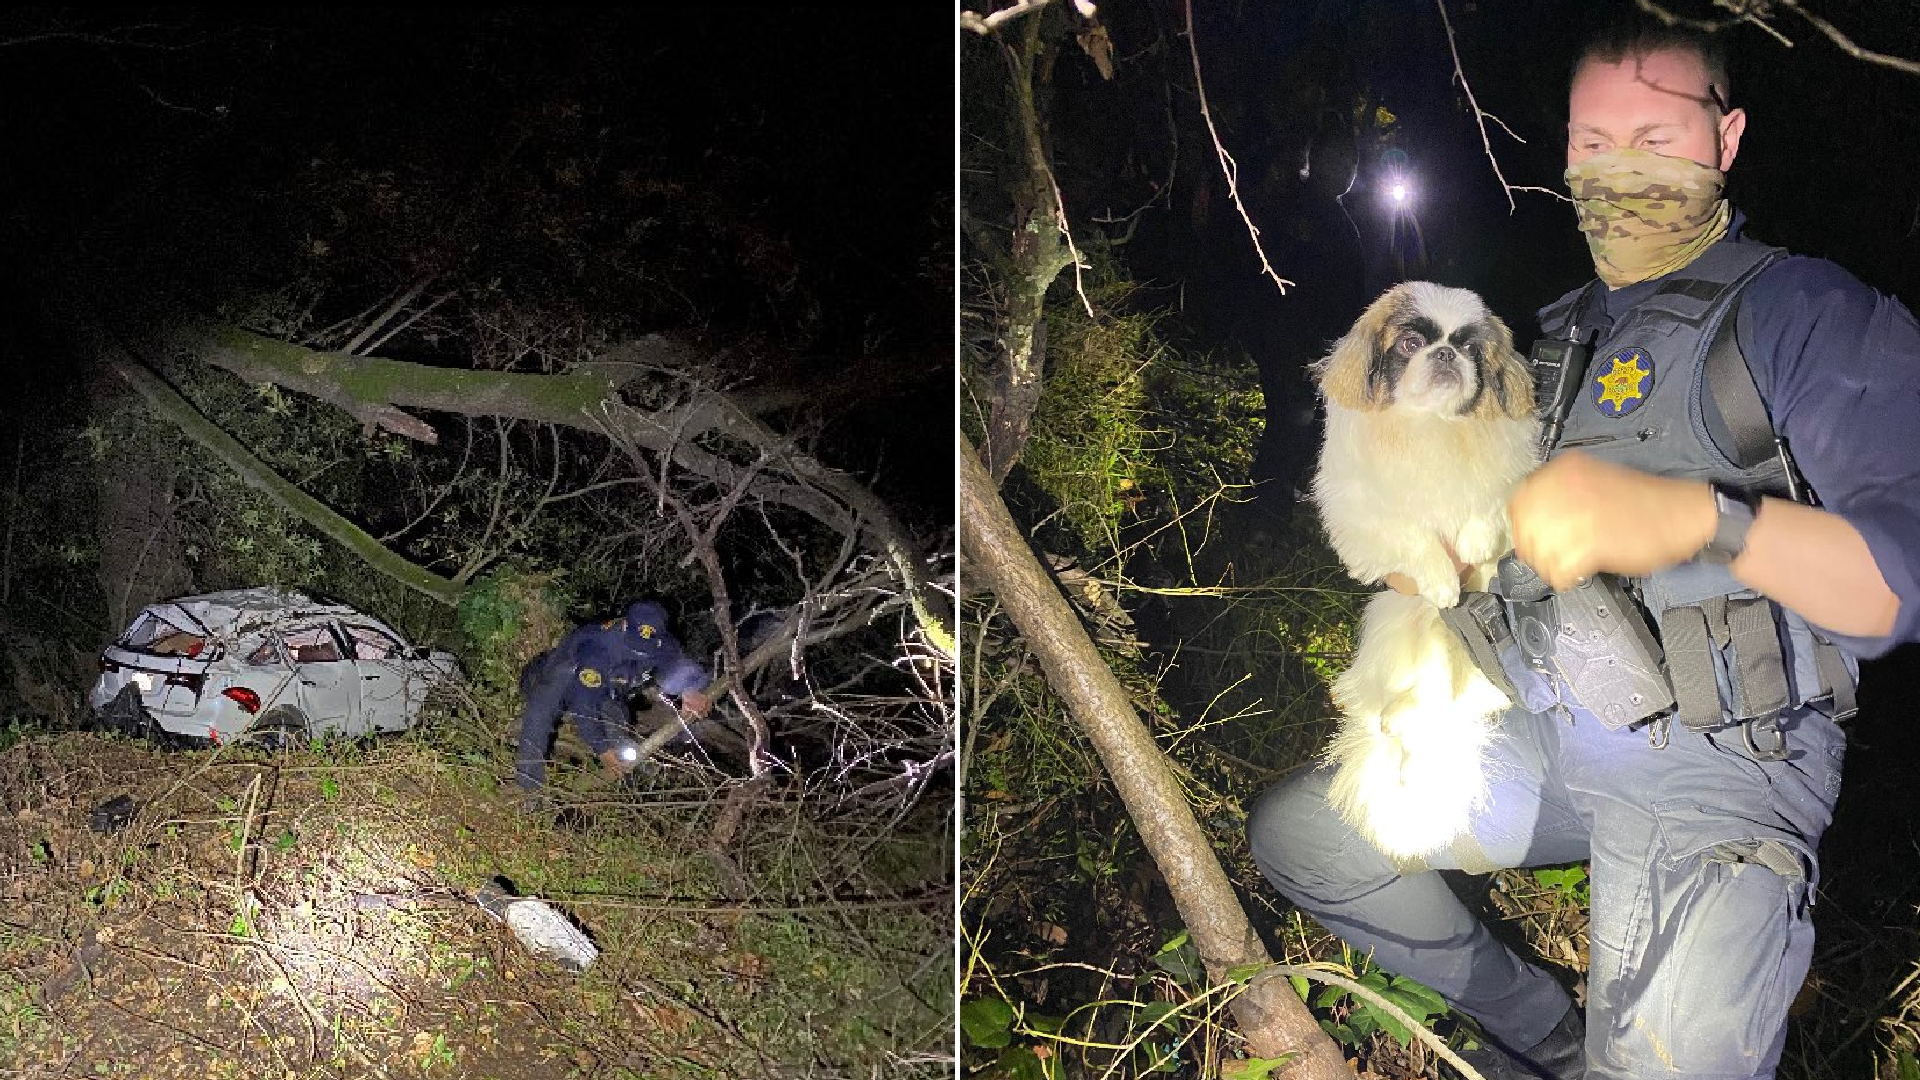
[{"xmin": 0, "ymin": 7, "xmax": 954, "ymax": 515}]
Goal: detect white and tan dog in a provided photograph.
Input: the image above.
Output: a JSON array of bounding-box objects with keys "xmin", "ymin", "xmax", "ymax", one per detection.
[{"xmin": 1310, "ymin": 282, "xmax": 1541, "ymax": 859}]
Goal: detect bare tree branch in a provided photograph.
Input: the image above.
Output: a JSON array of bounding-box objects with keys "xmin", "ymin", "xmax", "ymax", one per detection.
[
  {"xmin": 1633, "ymin": 0, "xmax": 1920, "ymax": 74},
  {"xmin": 1436, "ymin": 0, "xmax": 1569, "ymax": 212},
  {"xmin": 1182, "ymin": 0, "xmax": 1296, "ymax": 295},
  {"xmin": 960, "ymin": 0, "xmax": 1094, "ymax": 36},
  {"xmin": 960, "ymin": 436, "xmax": 1348, "ymax": 1073},
  {"xmin": 106, "ymin": 349, "xmax": 463, "ymax": 605},
  {"xmin": 179, "ymin": 325, "xmax": 950, "ymax": 653},
  {"xmin": 1778, "ymin": 0, "xmax": 1920, "ymax": 75}
]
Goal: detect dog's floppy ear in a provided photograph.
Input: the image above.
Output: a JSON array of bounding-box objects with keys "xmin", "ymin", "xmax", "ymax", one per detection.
[
  {"xmin": 1468, "ymin": 312, "xmax": 1536, "ymax": 421},
  {"xmin": 1313, "ymin": 286, "xmax": 1401, "ymax": 411}
]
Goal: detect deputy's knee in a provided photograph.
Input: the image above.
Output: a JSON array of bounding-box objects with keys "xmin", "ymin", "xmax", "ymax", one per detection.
[{"xmin": 1248, "ymin": 766, "xmax": 1392, "ymax": 902}]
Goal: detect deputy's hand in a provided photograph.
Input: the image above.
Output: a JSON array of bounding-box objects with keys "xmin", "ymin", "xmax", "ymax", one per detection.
[
  {"xmin": 1507, "ymin": 451, "xmax": 1717, "ymax": 591},
  {"xmin": 676, "ymin": 689, "xmax": 713, "ymax": 719},
  {"xmin": 1383, "ymin": 538, "xmax": 1472, "ymax": 597}
]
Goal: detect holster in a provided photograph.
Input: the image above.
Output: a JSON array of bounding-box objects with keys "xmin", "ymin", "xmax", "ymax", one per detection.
[
  {"xmin": 1438, "ymin": 592, "xmax": 1521, "ymax": 704},
  {"xmin": 1493, "ymin": 557, "xmax": 1676, "ymax": 731}
]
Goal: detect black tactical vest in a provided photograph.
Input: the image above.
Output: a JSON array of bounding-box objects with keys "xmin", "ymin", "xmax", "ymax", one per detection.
[{"xmin": 1536, "ymin": 240, "xmax": 1858, "ymax": 734}]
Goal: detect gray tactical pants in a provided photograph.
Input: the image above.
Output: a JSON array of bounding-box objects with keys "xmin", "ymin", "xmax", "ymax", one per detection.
[{"xmin": 1249, "ymin": 704, "xmax": 1844, "ymax": 1079}]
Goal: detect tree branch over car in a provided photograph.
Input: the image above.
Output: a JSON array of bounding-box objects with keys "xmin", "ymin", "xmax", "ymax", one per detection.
[{"xmin": 102, "ymin": 323, "xmax": 952, "ymax": 661}]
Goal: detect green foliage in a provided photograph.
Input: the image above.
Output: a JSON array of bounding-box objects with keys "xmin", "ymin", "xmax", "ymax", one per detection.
[
  {"xmin": 454, "ymin": 568, "xmax": 569, "ymax": 691},
  {"xmin": 1018, "ymin": 283, "xmax": 1167, "ymax": 551},
  {"xmin": 1312, "ymin": 965, "xmax": 1449, "ymax": 1049},
  {"xmin": 1532, "ymin": 863, "xmax": 1591, "ymax": 907},
  {"xmin": 961, "ymin": 996, "xmax": 1066, "ymax": 1080},
  {"xmin": 962, "ymin": 997, "xmax": 1018, "ymax": 1049},
  {"xmin": 1150, "ymin": 930, "xmax": 1206, "ymax": 988},
  {"xmin": 1220, "ymin": 1054, "xmax": 1300, "ymax": 1080},
  {"xmin": 1144, "ymin": 351, "xmax": 1265, "ymax": 508}
]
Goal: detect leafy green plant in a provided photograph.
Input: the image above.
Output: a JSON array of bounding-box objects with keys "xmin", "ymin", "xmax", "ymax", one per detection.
[
  {"xmin": 1310, "ymin": 961, "xmax": 1450, "ymax": 1049},
  {"xmin": 1533, "ymin": 863, "xmax": 1591, "ymax": 907},
  {"xmin": 1150, "ymin": 929, "xmax": 1207, "ymax": 988},
  {"xmin": 962, "ymin": 995, "xmax": 1065, "ymax": 1080},
  {"xmin": 1220, "ymin": 1053, "xmax": 1301, "ymax": 1080},
  {"xmin": 423, "ymin": 1031, "xmax": 457, "ymax": 1072},
  {"xmin": 455, "ymin": 568, "xmax": 568, "ymax": 690}
]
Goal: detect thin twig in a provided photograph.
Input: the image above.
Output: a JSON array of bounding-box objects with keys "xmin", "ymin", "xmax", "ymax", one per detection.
[
  {"xmin": 1181, "ymin": 0, "xmax": 1295, "ymax": 295},
  {"xmin": 344, "ymin": 274, "xmax": 435, "ymax": 355},
  {"xmin": 960, "ymin": 0, "xmax": 1059, "ymax": 36},
  {"xmin": 1779, "ymin": 0, "xmax": 1920, "ymax": 75},
  {"xmin": 363, "ymin": 287, "xmax": 458, "ymax": 354},
  {"xmin": 1631, "ymin": 0, "xmax": 1744, "ymax": 33},
  {"xmin": 1436, "ymin": 0, "xmax": 1570, "ymax": 212}
]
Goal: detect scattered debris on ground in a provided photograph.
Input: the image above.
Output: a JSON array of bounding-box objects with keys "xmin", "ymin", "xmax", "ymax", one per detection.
[{"xmin": 0, "ymin": 730, "xmax": 952, "ymax": 1079}]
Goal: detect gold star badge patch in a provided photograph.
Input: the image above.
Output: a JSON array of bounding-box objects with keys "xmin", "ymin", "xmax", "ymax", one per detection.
[
  {"xmin": 1591, "ymin": 348, "xmax": 1653, "ymax": 417},
  {"xmin": 577, "ymin": 667, "xmax": 603, "ymax": 688}
]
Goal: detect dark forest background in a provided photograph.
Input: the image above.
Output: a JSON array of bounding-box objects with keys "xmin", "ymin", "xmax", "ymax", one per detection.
[
  {"xmin": 0, "ymin": 9, "xmax": 956, "ymax": 1078},
  {"xmin": 961, "ymin": 1, "xmax": 1920, "ymax": 1078}
]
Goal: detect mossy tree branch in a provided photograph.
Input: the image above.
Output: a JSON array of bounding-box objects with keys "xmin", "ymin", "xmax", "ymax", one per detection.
[
  {"xmin": 106, "ymin": 351, "xmax": 465, "ymax": 606},
  {"xmin": 979, "ymin": 12, "xmax": 1078, "ymax": 483},
  {"xmin": 960, "ymin": 435, "xmax": 1349, "ymax": 1076},
  {"xmin": 170, "ymin": 327, "xmax": 949, "ymax": 650}
]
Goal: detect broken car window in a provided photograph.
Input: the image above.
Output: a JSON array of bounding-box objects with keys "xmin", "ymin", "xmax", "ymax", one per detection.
[
  {"xmin": 281, "ymin": 626, "xmax": 345, "ymax": 664},
  {"xmin": 121, "ymin": 612, "xmax": 212, "ymax": 659},
  {"xmin": 340, "ymin": 624, "xmax": 402, "ymax": 661}
]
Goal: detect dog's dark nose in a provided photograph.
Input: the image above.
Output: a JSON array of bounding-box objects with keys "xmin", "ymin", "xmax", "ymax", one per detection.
[{"xmin": 1430, "ymin": 345, "xmax": 1457, "ymax": 365}]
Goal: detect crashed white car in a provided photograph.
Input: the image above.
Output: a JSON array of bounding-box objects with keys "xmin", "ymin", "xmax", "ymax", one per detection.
[{"xmin": 89, "ymin": 588, "xmax": 460, "ymax": 747}]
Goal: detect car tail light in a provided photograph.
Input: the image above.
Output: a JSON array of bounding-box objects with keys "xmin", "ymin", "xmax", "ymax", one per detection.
[{"xmin": 222, "ymin": 687, "xmax": 262, "ymax": 714}]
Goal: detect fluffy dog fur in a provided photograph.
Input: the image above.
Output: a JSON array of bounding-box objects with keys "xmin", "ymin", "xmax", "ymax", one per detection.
[{"xmin": 1311, "ymin": 282, "xmax": 1540, "ymax": 859}]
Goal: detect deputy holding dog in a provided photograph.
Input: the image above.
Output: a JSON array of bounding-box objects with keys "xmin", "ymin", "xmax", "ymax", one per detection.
[
  {"xmin": 514, "ymin": 600, "xmax": 713, "ymax": 792},
  {"xmin": 1251, "ymin": 23, "xmax": 1919, "ymax": 1080}
]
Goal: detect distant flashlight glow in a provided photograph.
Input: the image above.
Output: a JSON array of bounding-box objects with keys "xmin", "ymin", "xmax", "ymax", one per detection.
[
  {"xmin": 618, "ymin": 745, "xmax": 638, "ymax": 762},
  {"xmin": 1390, "ymin": 182, "xmax": 1409, "ymax": 204}
]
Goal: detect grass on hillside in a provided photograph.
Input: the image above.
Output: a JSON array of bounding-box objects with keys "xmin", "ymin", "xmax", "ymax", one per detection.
[{"xmin": 0, "ymin": 708, "xmax": 952, "ymax": 1080}]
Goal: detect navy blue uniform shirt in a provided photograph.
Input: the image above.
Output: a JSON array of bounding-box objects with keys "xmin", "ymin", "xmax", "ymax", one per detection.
[
  {"xmin": 544, "ymin": 614, "xmax": 707, "ymax": 717},
  {"xmin": 514, "ymin": 603, "xmax": 709, "ymax": 790},
  {"xmin": 1592, "ymin": 214, "xmax": 1920, "ymax": 658}
]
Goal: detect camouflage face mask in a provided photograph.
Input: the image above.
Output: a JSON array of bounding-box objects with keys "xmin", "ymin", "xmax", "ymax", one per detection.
[{"xmin": 1565, "ymin": 147, "xmax": 1731, "ymax": 288}]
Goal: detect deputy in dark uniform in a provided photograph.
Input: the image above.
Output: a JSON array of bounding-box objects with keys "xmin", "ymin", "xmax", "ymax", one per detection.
[
  {"xmin": 514, "ymin": 600, "xmax": 713, "ymax": 791},
  {"xmin": 1249, "ymin": 23, "xmax": 1920, "ymax": 1080}
]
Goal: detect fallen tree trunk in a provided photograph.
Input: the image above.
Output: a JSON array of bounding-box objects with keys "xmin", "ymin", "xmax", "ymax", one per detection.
[
  {"xmin": 107, "ymin": 350, "xmax": 464, "ymax": 606},
  {"xmin": 959, "ymin": 436, "xmax": 1351, "ymax": 1077},
  {"xmin": 116, "ymin": 325, "xmax": 951, "ymax": 655}
]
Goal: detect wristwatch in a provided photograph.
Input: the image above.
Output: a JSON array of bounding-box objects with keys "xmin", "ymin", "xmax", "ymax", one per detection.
[{"xmin": 1700, "ymin": 482, "xmax": 1762, "ymax": 563}]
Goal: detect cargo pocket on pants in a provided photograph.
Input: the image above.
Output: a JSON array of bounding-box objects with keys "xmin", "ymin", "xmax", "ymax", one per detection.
[{"xmin": 1610, "ymin": 800, "xmax": 1814, "ymax": 1076}]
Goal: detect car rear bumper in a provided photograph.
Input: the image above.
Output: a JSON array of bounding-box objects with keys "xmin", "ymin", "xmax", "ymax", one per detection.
[{"xmin": 92, "ymin": 684, "xmax": 214, "ymax": 749}]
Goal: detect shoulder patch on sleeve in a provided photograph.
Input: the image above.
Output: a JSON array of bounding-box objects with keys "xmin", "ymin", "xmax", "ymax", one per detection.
[
  {"xmin": 601, "ymin": 619, "xmax": 622, "ymax": 631},
  {"xmin": 577, "ymin": 667, "xmax": 603, "ymax": 688}
]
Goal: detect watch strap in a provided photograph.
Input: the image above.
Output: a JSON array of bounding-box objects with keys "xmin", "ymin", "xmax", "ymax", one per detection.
[{"xmin": 1702, "ymin": 483, "xmax": 1760, "ymax": 563}]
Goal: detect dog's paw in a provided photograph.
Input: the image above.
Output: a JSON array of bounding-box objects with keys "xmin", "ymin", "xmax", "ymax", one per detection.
[
  {"xmin": 1451, "ymin": 516, "xmax": 1506, "ymax": 567},
  {"xmin": 1415, "ymin": 574, "xmax": 1461, "ymax": 610}
]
